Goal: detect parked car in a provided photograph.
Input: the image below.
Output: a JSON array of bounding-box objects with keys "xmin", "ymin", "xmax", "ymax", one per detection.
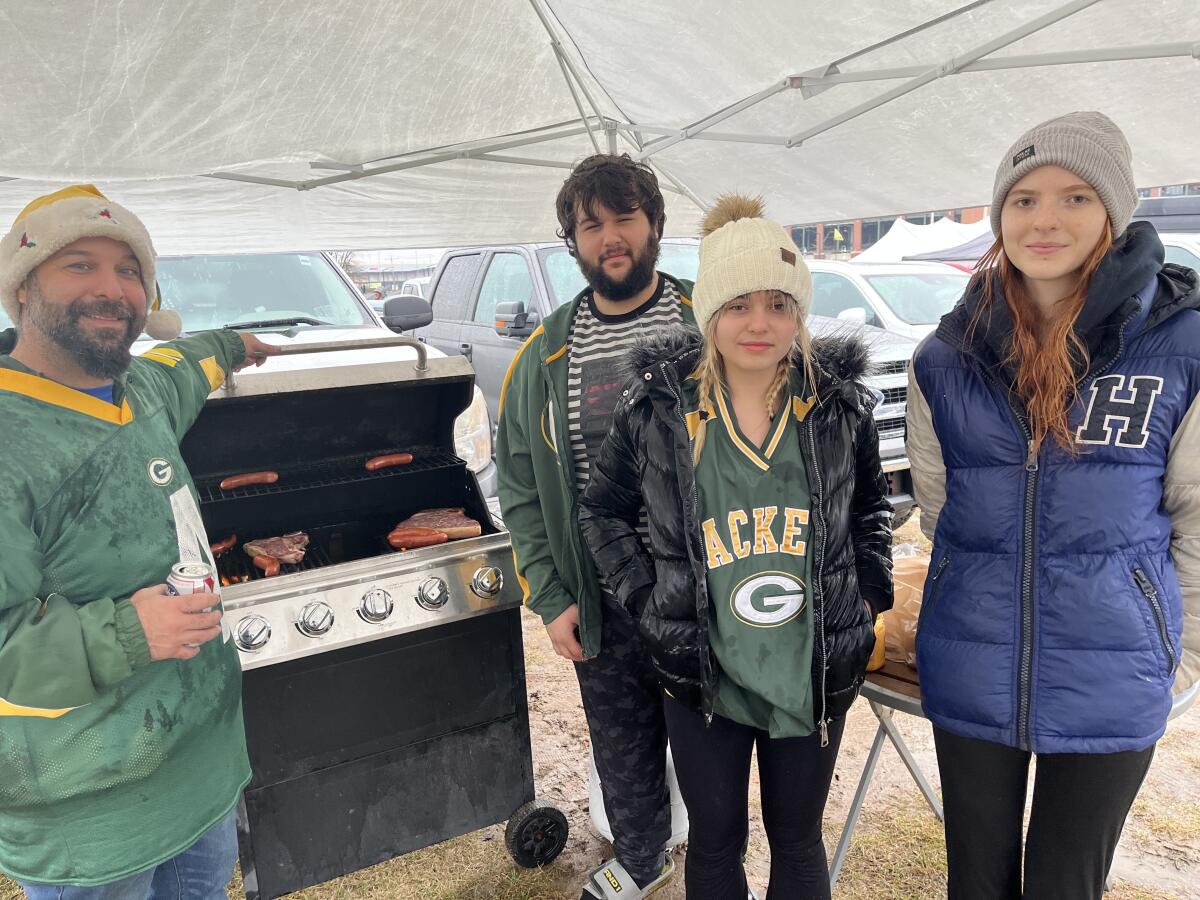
[
  {"xmin": 400, "ymin": 275, "xmax": 431, "ymax": 299},
  {"xmin": 807, "ymin": 260, "xmax": 971, "ymax": 341},
  {"xmin": 0, "ymin": 251, "xmax": 498, "ymax": 495},
  {"xmin": 369, "ymin": 292, "xmax": 401, "ymax": 316},
  {"xmin": 1160, "ymin": 232, "xmax": 1200, "ymax": 271},
  {"xmin": 406, "ymin": 241, "xmax": 917, "ymax": 524}
]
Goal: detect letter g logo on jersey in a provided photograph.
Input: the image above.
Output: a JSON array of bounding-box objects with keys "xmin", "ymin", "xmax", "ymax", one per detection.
[
  {"xmin": 730, "ymin": 572, "xmax": 806, "ymax": 627},
  {"xmin": 147, "ymin": 458, "xmax": 174, "ymax": 487}
]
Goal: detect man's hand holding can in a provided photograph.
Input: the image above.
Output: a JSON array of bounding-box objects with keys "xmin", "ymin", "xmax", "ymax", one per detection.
[{"xmin": 131, "ymin": 585, "xmax": 224, "ymax": 661}]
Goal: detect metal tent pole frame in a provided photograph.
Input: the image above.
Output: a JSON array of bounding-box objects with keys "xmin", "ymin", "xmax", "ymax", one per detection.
[{"xmin": 181, "ymin": 0, "xmax": 1196, "ymax": 197}]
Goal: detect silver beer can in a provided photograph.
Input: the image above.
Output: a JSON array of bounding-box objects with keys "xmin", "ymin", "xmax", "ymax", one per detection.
[{"xmin": 166, "ymin": 561, "xmax": 217, "ymax": 596}]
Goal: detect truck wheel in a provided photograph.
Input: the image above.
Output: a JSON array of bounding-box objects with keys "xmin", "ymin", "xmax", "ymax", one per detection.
[{"xmin": 892, "ymin": 506, "xmax": 914, "ymax": 529}]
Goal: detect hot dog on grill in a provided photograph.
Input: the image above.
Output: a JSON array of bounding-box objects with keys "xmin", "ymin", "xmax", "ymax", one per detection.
[
  {"xmin": 220, "ymin": 471, "xmax": 279, "ymax": 491},
  {"xmin": 210, "ymin": 534, "xmax": 237, "ymax": 555},
  {"xmin": 387, "ymin": 527, "xmax": 448, "ymax": 550},
  {"xmin": 252, "ymin": 555, "xmax": 281, "ymax": 577},
  {"xmin": 365, "ymin": 453, "xmax": 414, "ymax": 471}
]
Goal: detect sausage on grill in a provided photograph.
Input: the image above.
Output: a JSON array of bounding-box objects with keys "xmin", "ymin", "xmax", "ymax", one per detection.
[
  {"xmin": 387, "ymin": 527, "xmax": 448, "ymax": 550},
  {"xmin": 220, "ymin": 471, "xmax": 279, "ymax": 491},
  {"xmin": 210, "ymin": 534, "xmax": 237, "ymax": 555},
  {"xmin": 253, "ymin": 555, "xmax": 281, "ymax": 577},
  {"xmin": 365, "ymin": 453, "xmax": 414, "ymax": 471}
]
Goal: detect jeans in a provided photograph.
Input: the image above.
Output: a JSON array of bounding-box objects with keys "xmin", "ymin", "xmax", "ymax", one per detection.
[{"xmin": 20, "ymin": 810, "xmax": 238, "ymax": 900}]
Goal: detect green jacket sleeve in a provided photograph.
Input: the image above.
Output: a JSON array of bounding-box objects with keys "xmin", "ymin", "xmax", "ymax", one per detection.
[
  {"xmin": 495, "ymin": 340, "xmax": 575, "ymax": 626},
  {"xmin": 134, "ymin": 329, "xmax": 246, "ymax": 439},
  {"xmin": 0, "ymin": 500, "xmax": 150, "ymax": 715}
]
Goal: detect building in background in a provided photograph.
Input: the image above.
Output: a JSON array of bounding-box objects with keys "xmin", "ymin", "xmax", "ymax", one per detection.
[{"xmin": 353, "ymin": 263, "xmax": 437, "ymax": 296}]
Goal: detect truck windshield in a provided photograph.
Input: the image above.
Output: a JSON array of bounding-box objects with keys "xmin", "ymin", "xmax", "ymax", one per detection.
[
  {"xmin": 862, "ymin": 272, "xmax": 971, "ymax": 325},
  {"xmin": 537, "ymin": 242, "xmax": 700, "ymax": 306},
  {"xmin": 0, "ymin": 252, "xmax": 373, "ymax": 334},
  {"xmin": 157, "ymin": 253, "xmax": 372, "ymax": 332}
]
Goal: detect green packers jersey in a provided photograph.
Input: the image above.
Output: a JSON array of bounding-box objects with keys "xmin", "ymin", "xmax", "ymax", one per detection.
[{"xmin": 693, "ymin": 380, "xmax": 815, "ymax": 738}]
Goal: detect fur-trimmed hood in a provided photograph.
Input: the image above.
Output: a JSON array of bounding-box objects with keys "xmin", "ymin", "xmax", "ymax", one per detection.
[{"xmin": 619, "ymin": 324, "xmax": 875, "ymax": 406}]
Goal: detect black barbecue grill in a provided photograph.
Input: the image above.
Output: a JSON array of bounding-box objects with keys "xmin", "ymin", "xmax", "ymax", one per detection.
[{"xmin": 179, "ymin": 337, "xmax": 568, "ymax": 899}]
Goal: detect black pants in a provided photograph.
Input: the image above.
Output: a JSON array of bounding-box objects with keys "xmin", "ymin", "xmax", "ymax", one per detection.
[
  {"xmin": 933, "ymin": 727, "xmax": 1155, "ymax": 900},
  {"xmin": 574, "ymin": 604, "xmax": 670, "ymax": 885},
  {"xmin": 664, "ymin": 693, "xmax": 845, "ymax": 900}
]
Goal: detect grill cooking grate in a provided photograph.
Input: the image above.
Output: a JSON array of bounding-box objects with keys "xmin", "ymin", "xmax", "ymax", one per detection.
[{"xmin": 198, "ymin": 449, "xmax": 462, "ymax": 503}]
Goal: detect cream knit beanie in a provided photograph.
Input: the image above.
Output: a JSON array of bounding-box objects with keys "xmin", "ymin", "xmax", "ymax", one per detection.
[
  {"xmin": 0, "ymin": 184, "xmax": 181, "ymax": 340},
  {"xmin": 692, "ymin": 195, "xmax": 811, "ymax": 334}
]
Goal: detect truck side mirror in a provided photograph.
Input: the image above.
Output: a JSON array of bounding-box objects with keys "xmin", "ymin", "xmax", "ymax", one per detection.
[
  {"xmin": 382, "ymin": 296, "xmax": 434, "ymax": 333},
  {"xmin": 495, "ymin": 300, "xmax": 540, "ymax": 338},
  {"xmin": 837, "ymin": 307, "xmax": 870, "ymax": 326}
]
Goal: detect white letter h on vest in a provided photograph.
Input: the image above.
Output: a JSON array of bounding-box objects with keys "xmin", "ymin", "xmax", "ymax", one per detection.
[{"xmin": 1075, "ymin": 374, "xmax": 1164, "ymax": 448}]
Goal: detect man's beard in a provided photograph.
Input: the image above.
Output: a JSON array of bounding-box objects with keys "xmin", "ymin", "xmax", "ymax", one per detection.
[
  {"xmin": 577, "ymin": 232, "xmax": 660, "ymax": 302},
  {"xmin": 24, "ymin": 281, "xmax": 145, "ymax": 379}
]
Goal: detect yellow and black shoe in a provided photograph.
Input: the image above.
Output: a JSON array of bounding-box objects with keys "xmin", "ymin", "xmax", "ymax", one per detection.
[{"xmin": 579, "ymin": 855, "xmax": 675, "ymax": 899}]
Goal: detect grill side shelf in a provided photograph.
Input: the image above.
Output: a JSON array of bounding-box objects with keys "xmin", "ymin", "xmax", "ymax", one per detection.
[{"xmin": 198, "ymin": 449, "xmax": 463, "ymax": 503}]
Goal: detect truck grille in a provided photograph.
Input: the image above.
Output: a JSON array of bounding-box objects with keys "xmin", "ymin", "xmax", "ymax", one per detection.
[
  {"xmin": 877, "ymin": 416, "xmax": 905, "ymax": 441},
  {"xmin": 872, "ymin": 360, "xmax": 909, "ymax": 376},
  {"xmin": 879, "ymin": 386, "xmax": 907, "ymax": 406}
]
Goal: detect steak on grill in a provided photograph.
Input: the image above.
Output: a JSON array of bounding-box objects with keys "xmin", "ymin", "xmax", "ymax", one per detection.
[
  {"xmin": 395, "ymin": 508, "xmax": 481, "ymax": 540},
  {"xmin": 243, "ymin": 532, "xmax": 310, "ymax": 564}
]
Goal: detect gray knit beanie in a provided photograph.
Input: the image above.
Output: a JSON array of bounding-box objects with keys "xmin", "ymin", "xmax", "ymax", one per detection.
[{"xmin": 991, "ymin": 111, "xmax": 1138, "ymax": 238}]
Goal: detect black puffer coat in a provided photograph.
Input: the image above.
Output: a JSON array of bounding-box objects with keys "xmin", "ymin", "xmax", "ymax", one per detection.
[{"xmin": 578, "ymin": 328, "xmax": 894, "ymax": 734}]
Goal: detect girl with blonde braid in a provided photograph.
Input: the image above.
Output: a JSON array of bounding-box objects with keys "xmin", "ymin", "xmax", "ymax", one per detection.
[{"xmin": 580, "ymin": 196, "xmax": 893, "ymax": 899}]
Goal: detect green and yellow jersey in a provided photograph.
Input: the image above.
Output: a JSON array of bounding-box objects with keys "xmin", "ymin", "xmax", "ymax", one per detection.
[
  {"xmin": 690, "ymin": 377, "xmax": 816, "ymax": 737},
  {"xmin": 0, "ymin": 329, "xmax": 251, "ymax": 885}
]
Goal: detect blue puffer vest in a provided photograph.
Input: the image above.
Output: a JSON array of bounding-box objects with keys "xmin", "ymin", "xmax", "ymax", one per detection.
[{"xmin": 914, "ymin": 224, "xmax": 1200, "ymax": 753}]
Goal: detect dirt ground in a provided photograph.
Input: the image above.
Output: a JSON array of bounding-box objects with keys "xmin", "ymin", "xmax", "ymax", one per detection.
[{"xmin": 1, "ymin": 514, "xmax": 1195, "ymax": 900}]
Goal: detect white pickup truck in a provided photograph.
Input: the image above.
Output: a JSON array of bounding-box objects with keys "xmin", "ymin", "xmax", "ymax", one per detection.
[{"xmin": 0, "ymin": 250, "xmax": 497, "ymax": 495}]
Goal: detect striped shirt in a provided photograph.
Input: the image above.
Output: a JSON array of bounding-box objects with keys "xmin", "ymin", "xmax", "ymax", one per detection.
[{"xmin": 568, "ymin": 276, "xmax": 684, "ymax": 538}]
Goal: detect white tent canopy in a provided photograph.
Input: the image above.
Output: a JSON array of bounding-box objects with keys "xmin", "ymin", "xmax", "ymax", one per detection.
[
  {"xmin": 854, "ymin": 217, "xmax": 994, "ymax": 262},
  {"xmin": 1, "ymin": 0, "xmax": 1197, "ymax": 253}
]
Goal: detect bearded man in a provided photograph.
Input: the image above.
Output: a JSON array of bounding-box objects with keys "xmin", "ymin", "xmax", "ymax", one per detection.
[
  {"xmin": 0, "ymin": 184, "xmax": 278, "ymax": 899},
  {"xmin": 496, "ymin": 155, "xmax": 695, "ymax": 899}
]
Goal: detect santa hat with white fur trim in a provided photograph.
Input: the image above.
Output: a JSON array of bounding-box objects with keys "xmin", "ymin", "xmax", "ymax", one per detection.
[{"xmin": 0, "ymin": 184, "xmax": 181, "ymax": 340}]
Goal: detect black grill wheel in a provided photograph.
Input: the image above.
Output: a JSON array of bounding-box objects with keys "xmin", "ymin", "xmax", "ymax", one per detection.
[{"xmin": 505, "ymin": 800, "xmax": 569, "ymax": 868}]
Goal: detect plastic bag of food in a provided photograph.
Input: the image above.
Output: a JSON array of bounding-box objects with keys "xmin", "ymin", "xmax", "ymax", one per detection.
[{"xmin": 881, "ymin": 554, "xmax": 931, "ymax": 670}]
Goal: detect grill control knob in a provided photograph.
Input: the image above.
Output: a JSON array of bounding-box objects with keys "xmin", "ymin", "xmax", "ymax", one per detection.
[
  {"xmin": 234, "ymin": 615, "xmax": 272, "ymax": 652},
  {"xmin": 359, "ymin": 588, "xmax": 394, "ymax": 623},
  {"xmin": 471, "ymin": 566, "xmax": 504, "ymax": 599},
  {"xmin": 416, "ymin": 576, "xmax": 449, "ymax": 610},
  {"xmin": 296, "ymin": 601, "xmax": 335, "ymax": 637}
]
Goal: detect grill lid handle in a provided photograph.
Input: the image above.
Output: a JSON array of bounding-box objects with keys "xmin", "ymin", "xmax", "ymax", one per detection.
[
  {"xmin": 224, "ymin": 335, "xmax": 429, "ymax": 391},
  {"xmin": 270, "ymin": 335, "xmax": 428, "ymax": 370}
]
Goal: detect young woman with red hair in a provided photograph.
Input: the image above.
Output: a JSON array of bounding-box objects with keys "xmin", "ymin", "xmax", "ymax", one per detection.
[{"xmin": 906, "ymin": 112, "xmax": 1200, "ymax": 900}]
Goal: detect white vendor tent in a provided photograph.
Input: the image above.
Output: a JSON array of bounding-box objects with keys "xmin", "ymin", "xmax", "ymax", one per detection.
[
  {"xmin": 855, "ymin": 217, "xmax": 994, "ymax": 262},
  {"xmin": 0, "ymin": 0, "xmax": 1197, "ymax": 253}
]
